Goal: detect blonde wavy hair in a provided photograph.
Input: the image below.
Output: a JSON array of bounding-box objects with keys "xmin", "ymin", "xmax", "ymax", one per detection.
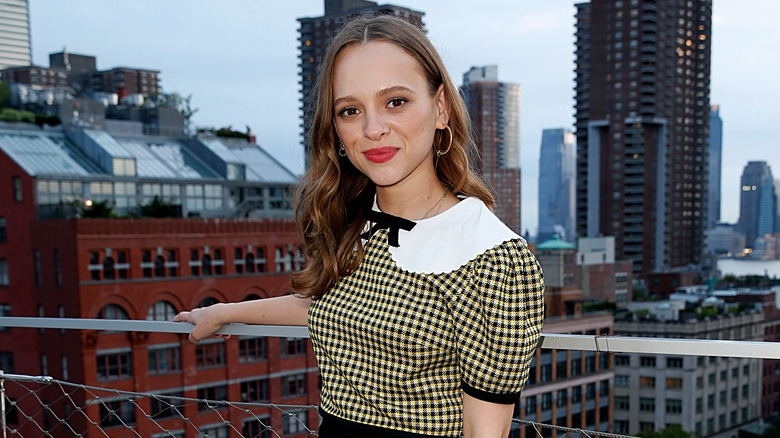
[{"xmin": 291, "ymin": 14, "xmax": 494, "ymax": 297}]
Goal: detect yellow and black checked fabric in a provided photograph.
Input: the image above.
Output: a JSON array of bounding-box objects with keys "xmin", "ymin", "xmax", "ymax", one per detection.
[{"xmin": 308, "ymin": 228, "xmax": 545, "ymax": 437}]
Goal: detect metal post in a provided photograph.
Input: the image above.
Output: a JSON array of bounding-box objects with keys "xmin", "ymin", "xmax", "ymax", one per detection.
[{"xmin": 1, "ymin": 370, "xmax": 7, "ymax": 438}]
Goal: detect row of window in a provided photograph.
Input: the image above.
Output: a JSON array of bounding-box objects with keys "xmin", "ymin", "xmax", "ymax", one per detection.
[
  {"xmin": 615, "ymin": 408, "xmax": 752, "ymax": 436},
  {"xmin": 528, "ymin": 348, "xmax": 611, "ymax": 385},
  {"xmin": 97, "ymin": 337, "xmax": 306, "ymax": 381},
  {"xmin": 524, "ymin": 380, "xmax": 610, "ymax": 415},
  {"xmin": 87, "ymin": 246, "xmax": 303, "ymax": 282}
]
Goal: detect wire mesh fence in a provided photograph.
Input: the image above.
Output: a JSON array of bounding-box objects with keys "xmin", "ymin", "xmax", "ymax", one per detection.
[{"xmin": 1, "ymin": 372, "xmax": 638, "ymax": 438}]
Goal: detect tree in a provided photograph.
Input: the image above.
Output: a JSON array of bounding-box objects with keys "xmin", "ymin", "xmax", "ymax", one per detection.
[{"xmin": 81, "ymin": 200, "xmax": 114, "ymax": 218}]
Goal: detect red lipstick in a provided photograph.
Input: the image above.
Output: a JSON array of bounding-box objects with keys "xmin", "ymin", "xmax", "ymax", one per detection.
[{"xmin": 363, "ymin": 147, "xmax": 398, "ymax": 163}]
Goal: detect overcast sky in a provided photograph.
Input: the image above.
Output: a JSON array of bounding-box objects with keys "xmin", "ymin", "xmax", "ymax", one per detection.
[{"xmin": 29, "ymin": 1, "xmax": 780, "ymax": 236}]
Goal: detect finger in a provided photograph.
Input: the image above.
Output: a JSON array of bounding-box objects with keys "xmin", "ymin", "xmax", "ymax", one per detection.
[{"xmin": 172, "ymin": 312, "xmax": 189, "ymax": 322}]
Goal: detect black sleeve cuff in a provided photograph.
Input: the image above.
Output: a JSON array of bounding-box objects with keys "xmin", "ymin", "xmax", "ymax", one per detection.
[{"xmin": 461, "ymin": 381, "xmax": 521, "ymax": 405}]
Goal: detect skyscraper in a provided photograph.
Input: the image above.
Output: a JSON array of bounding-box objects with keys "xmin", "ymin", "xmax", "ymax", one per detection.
[
  {"xmin": 538, "ymin": 128, "xmax": 576, "ymax": 243},
  {"xmin": 708, "ymin": 105, "xmax": 723, "ymax": 228},
  {"xmin": 0, "ymin": 0, "xmax": 31, "ymax": 70},
  {"xmin": 738, "ymin": 161, "xmax": 776, "ymax": 249},
  {"xmin": 297, "ymin": 0, "xmax": 424, "ymax": 161},
  {"xmin": 574, "ymin": 0, "xmax": 712, "ymax": 279},
  {"xmin": 462, "ymin": 65, "xmax": 523, "ymax": 233}
]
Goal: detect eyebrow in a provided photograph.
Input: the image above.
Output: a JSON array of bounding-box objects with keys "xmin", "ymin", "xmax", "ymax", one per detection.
[{"xmin": 333, "ymin": 85, "xmax": 416, "ymax": 109}]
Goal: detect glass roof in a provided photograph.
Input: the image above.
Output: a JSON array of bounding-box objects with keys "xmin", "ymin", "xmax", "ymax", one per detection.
[
  {"xmin": 212, "ymin": 141, "xmax": 297, "ymax": 183},
  {"xmin": 0, "ymin": 132, "xmax": 101, "ymax": 176}
]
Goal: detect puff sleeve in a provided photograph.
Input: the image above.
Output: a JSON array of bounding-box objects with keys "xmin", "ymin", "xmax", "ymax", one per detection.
[{"xmin": 451, "ymin": 239, "xmax": 544, "ymax": 404}]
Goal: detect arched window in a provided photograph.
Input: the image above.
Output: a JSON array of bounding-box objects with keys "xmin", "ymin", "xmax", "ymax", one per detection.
[
  {"xmin": 146, "ymin": 301, "xmax": 176, "ymax": 321},
  {"xmin": 199, "ymin": 297, "xmax": 219, "ymax": 308},
  {"xmin": 154, "ymin": 255, "xmax": 166, "ymax": 277},
  {"xmin": 202, "ymin": 254, "xmax": 212, "ymax": 276},
  {"xmin": 243, "ymin": 294, "xmax": 261, "ymax": 301},
  {"xmin": 97, "ymin": 304, "xmax": 129, "ymax": 320},
  {"xmin": 245, "ymin": 253, "xmax": 255, "ymax": 274},
  {"xmin": 103, "ymin": 257, "xmax": 115, "ymax": 280}
]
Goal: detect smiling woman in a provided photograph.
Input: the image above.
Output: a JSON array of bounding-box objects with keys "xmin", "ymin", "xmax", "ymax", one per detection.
[{"xmin": 175, "ymin": 14, "xmax": 545, "ymax": 438}]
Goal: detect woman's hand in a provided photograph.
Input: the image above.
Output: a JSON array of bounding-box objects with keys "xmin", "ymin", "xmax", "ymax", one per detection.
[{"xmin": 173, "ymin": 303, "xmax": 229, "ymax": 344}]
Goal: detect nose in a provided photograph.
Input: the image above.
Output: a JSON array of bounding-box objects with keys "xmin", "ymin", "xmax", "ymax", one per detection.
[{"xmin": 363, "ymin": 109, "xmax": 388, "ymax": 141}]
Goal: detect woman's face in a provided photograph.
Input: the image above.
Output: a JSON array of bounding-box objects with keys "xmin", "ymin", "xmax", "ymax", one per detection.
[{"xmin": 332, "ymin": 40, "xmax": 449, "ymax": 189}]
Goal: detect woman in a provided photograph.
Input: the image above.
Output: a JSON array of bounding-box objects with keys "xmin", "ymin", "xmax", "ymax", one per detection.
[{"xmin": 174, "ymin": 15, "xmax": 544, "ymax": 438}]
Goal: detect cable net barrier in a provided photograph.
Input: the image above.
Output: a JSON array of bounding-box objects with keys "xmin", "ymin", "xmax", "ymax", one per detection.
[{"xmin": 1, "ymin": 372, "xmax": 637, "ymax": 438}]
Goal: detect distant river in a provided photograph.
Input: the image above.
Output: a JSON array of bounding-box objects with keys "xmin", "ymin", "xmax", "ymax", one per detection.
[{"xmin": 717, "ymin": 259, "xmax": 780, "ymax": 278}]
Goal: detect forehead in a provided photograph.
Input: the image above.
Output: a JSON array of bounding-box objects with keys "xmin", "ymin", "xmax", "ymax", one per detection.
[{"xmin": 333, "ymin": 40, "xmax": 428, "ymax": 97}]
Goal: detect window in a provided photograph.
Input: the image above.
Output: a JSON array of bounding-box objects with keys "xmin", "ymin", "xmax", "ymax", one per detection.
[
  {"xmin": 256, "ymin": 248, "xmax": 266, "ymax": 272},
  {"xmin": 719, "ymin": 390, "xmax": 727, "ymax": 406},
  {"xmin": 615, "ymin": 354, "xmax": 630, "ymax": 366},
  {"xmin": 99, "ymin": 399, "xmax": 135, "ymax": 427},
  {"xmin": 696, "ymin": 376, "xmax": 703, "ymax": 389},
  {"xmin": 243, "ymin": 418, "xmax": 271, "ymax": 438},
  {"xmin": 167, "ymin": 250, "xmax": 178, "ymax": 276},
  {"xmin": 0, "ymin": 217, "xmax": 6, "ymax": 242},
  {"xmin": 666, "ymin": 377, "xmax": 683, "ymax": 389},
  {"xmin": 239, "ymin": 337, "xmax": 267, "ymax": 363},
  {"xmin": 150, "ymin": 392, "xmax": 184, "ymax": 420},
  {"xmin": 640, "ymin": 356, "xmax": 656, "ymax": 367},
  {"xmin": 97, "ymin": 305, "xmax": 129, "ymax": 320},
  {"xmin": 148, "ymin": 346, "xmax": 181, "ymax": 375},
  {"xmin": 640, "ymin": 376, "xmax": 656, "ymax": 387},
  {"xmin": 213, "ymin": 249, "xmax": 223, "ymax": 275},
  {"xmin": 195, "ymin": 341, "xmax": 225, "ymax": 368},
  {"xmin": 720, "ymin": 370, "xmax": 727, "ymax": 381},
  {"xmin": 731, "ymin": 387, "xmax": 738, "ymax": 402},
  {"xmin": 146, "ymin": 301, "xmax": 177, "ymax": 321},
  {"xmin": 235, "ymin": 248, "xmax": 244, "ymax": 273},
  {"xmin": 541, "ymin": 363, "xmax": 552, "ymax": 382},
  {"xmin": 154, "ymin": 255, "xmax": 165, "ymax": 277},
  {"xmin": 281, "ymin": 373, "xmax": 306, "ymax": 398},
  {"xmin": 600, "ymin": 379, "xmax": 610, "ymax": 397},
  {"xmin": 282, "ymin": 338, "xmax": 305, "ymax": 357},
  {"xmin": 96, "ymin": 350, "xmax": 132, "ymax": 381},
  {"xmin": 615, "ymin": 374, "xmax": 630, "ymax": 387},
  {"xmin": 556, "ymin": 355, "xmax": 567, "ymax": 378},
  {"xmin": 0, "ymin": 259, "xmax": 8, "ymax": 286},
  {"xmin": 571, "ymin": 385, "xmax": 582, "ymax": 403},
  {"xmin": 708, "ymin": 373, "xmax": 715, "ymax": 384},
  {"xmin": 13, "ymin": 176, "xmax": 22, "ymax": 202},
  {"xmin": 282, "ymin": 411, "xmax": 307, "ymax": 436},
  {"xmin": 197, "ymin": 385, "xmax": 227, "ymax": 411},
  {"xmin": 33, "ymin": 250, "xmax": 41, "ymax": 287},
  {"xmin": 142, "ymin": 250, "xmax": 153, "ymax": 278},
  {"xmin": 245, "ymin": 252, "xmax": 256, "ymax": 274},
  {"xmin": 190, "ymin": 250, "xmax": 200, "ymax": 276},
  {"xmin": 54, "ymin": 249, "xmax": 62, "ymax": 287},
  {"xmin": 199, "ymin": 425, "xmax": 227, "ymax": 437},
  {"xmin": 742, "ymin": 384, "xmax": 749, "ymax": 398},
  {"xmin": 556, "ymin": 389, "xmax": 567, "ymax": 408},
  {"xmin": 0, "ymin": 351, "xmax": 14, "ymax": 373},
  {"xmin": 615, "ymin": 395, "xmax": 629, "ymax": 410},
  {"xmin": 115, "ymin": 251, "xmax": 128, "ymax": 279},
  {"xmin": 666, "ymin": 399, "xmax": 682, "ymax": 414},
  {"xmin": 615, "ymin": 420, "xmax": 629, "ymax": 434},
  {"xmin": 525, "ymin": 395, "xmax": 537, "ymax": 415},
  {"xmin": 585, "ymin": 352, "xmax": 596, "ymax": 372},
  {"xmin": 639, "ymin": 397, "xmax": 655, "ymax": 412},
  {"xmin": 541, "ymin": 392, "xmax": 553, "ymax": 410},
  {"xmin": 61, "ymin": 355, "xmax": 68, "ymax": 380},
  {"xmin": 103, "ymin": 256, "xmax": 115, "ymax": 280},
  {"xmin": 0, "ymin": 303, "xmax": 10, "ymax": 332},
  {"xmin": 667, "ymin": 357, "xmax": 683, "ymax": 368},
  {"xmin": 696, "ymin": 397, "xmax": 703, "ymax": 413},
  {"xmin": 708, "ymin": 394, "xmax": 715, "ymax": 409},
  {"xmin": 240, "ymin": 378, "xmax": 269, "ymax": 402},
  {"xmin": 202, "ymin": 254, "xmax": 212, "ymax": 276}
]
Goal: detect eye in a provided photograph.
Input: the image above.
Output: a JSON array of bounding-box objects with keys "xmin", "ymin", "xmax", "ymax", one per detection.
[
  {"xmin": 337, "ymin": 106, "xmax": 359, "ymax": 117},
  {"xmin": 387, "ymin": 98, "xmax": 407, "ymax": 109}
]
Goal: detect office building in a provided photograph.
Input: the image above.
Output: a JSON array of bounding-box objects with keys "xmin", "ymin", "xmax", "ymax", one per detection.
[
  {"xmin": 538, "ymin": 128, "xmax": 576, "ymax": 243},
  {"xmin": 297, "ymin": 0, "xmax": 424, "ymax": 160},
  {"xmin": 613, "ymin": 303, "xmax": 763, "ymax": 437},
  {"xmin": 0, "ymin": 121, "xmax": 308, "ymax": 436},
  {"xmin": 574, "ymin": 0, "xmax": 712, "ymax": 279},
  {"xmin": 738, "ymin": 161, "xmax": 776, "ymax": 249},
  {"xmin": 577, "ymin": 236, "xmax": 633, "ymax": 308},
  {"xmin": 708, "ymin": 105, "xmax": 723, "ymax": 228},
  {"xmin": 0, "ymin": 0, "xmax": 31, "ymax": 70},
  {"xmin": 462, "ymin": 65, "xmax": 523, "ymax": 233}
]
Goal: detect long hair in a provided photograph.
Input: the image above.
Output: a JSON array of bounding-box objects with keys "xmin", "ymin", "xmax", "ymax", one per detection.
[{"xmin": 291, "ymin": 14, "xmax": 494, "ymax": 297}]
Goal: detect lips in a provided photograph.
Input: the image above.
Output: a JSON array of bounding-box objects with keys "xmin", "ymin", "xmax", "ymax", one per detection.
[{"xmin": 363, "ymin": 147, "xmax": 398, "ymax": 163}]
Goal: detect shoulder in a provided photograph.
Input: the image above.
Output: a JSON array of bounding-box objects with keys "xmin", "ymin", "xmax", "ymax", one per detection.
[{"xmin": 389, "ymin": 197, "xmax": 523, "ymax": 274}]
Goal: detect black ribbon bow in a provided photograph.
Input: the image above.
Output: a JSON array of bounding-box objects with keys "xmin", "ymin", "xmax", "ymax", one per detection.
[{"xmin": 361, "ymin": 210, "xmax": 417, "ymax": 247}]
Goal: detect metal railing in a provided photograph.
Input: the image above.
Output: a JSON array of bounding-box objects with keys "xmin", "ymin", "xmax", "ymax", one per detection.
[{"xmin": 2, "ymin": 316, "xmax": 780, "ymax": 437}]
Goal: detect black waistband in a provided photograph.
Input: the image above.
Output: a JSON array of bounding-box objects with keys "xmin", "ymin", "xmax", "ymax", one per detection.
[{"xmin": 317, "ymin": 408, "xmax": 456, "ymax": 438}]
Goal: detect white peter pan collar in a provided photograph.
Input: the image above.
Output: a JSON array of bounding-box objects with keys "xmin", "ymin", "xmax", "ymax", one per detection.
[{"xmin": 367, "ymin": 197, "xmax": 519, "ymax": 275}]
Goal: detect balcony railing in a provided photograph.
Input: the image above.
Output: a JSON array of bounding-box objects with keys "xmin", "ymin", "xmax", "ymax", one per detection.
[{"xmin": 2, "ymin": 316, "xmax": 779, "ymax": 437}]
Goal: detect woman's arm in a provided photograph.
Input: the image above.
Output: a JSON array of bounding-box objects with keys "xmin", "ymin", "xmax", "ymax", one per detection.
[
  {"xmin": 462, "ymin": 393, "xmax": 514, "ymax": 438},
  {"xmin": 173, "ymin": 295, "xmax": 311, "ymax": 344}
]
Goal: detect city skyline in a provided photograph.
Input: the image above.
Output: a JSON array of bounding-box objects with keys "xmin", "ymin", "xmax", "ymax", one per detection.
[{"xmin": 28, "ymin": 0, "xmax": 780, "ymax": 235}]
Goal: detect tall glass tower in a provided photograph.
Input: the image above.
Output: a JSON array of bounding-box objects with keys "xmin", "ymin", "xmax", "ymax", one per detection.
[
  {"xmin": 538, "ymin": 128, "xmax": 575, "ymax": 243},
  {"xmin": 739, "ymin": 161, "xmax": 776, "ymax": 249},
  {"xmin": 708, "ymin": 105, "xmax": 723, "ymax": 228}
]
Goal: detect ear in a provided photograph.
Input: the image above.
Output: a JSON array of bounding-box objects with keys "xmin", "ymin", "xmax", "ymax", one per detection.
[{"xmin": 435, "ymin": 84, "xmax": 450, "ymax": 128}]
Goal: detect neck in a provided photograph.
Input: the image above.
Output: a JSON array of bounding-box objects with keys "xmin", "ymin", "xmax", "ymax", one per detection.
[{"xmin": 376, "ymin": 181, "xmax": 449, "ymax": 221}]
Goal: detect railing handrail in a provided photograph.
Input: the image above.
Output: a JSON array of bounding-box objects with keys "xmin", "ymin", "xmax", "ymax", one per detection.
[{"xmin": 2, "ymin": 316, "xmax": 779, "ymax": 359}]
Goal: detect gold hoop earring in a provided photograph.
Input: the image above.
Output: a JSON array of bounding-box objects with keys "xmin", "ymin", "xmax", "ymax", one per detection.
[
  {"xmin": 338, "ymin": 140, "xmax": 347, "ymax": 157},
  {"xmin": 436, "ymin": 125, "xmax": 453, "ymax": 157}
]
